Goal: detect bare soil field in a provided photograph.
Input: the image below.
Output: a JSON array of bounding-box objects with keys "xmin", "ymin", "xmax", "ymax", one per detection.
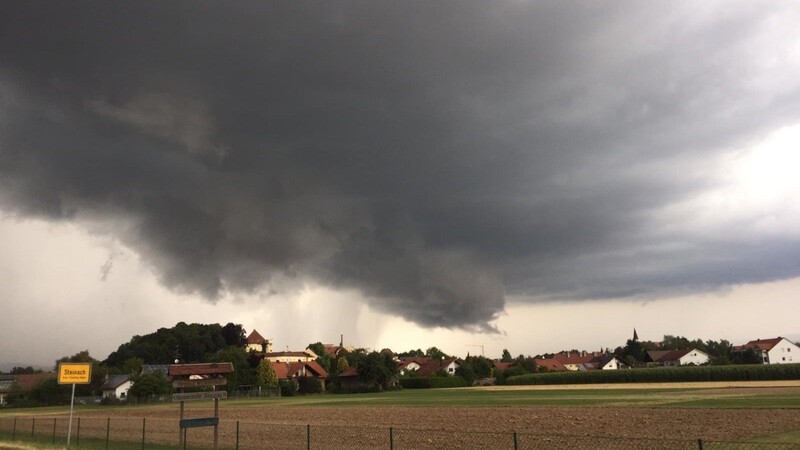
[
  {"xmin": 5, "ymin": 383, "xmax": 800, "ymax": 449},
  {"xmin": 129, "ymin": 405, "xmax": 800, "ymax": 440}
]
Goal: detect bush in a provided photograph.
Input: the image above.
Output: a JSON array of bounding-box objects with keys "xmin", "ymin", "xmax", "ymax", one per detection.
[
  {"xmin": 399, "ymin": 376, "xmax": 468, "ymax": 389},
  {"xmin": 279, "ymin": 380, "xmax": 297, "ymax": 397},
  {"xmin": 100, "ymin": 396, "xmax": 125, "ymax": 405},
  {"xmin": 506, "ymin": 364, "xmax": 800, "ymax": 385},
  {"xmin": 297, "ymin": 377, "xmax": 322, "ymax": 395}
]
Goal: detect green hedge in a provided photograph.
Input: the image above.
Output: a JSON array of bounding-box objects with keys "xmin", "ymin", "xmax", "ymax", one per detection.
[
  {"xmin": 507, "ymin": 364, "xmax": 800, "ymax": 385},
  {"xmin": 399, "ymin": 376, "xmax": 469, "ymax": 389}
]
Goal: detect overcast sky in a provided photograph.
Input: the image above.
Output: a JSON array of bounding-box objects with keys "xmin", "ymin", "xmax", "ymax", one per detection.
[{"xmin": 2, "ymin": 1, "xmax": 799, "ymax": 369}]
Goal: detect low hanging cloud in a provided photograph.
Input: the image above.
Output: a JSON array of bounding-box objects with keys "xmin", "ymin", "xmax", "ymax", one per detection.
[
  {"xmin": 88, "ymin": 94, "xmax": 227, "ymax": 158},
  {"xmin": 1, "ymin": 2, "xmax": 800, "ymax": 331}
]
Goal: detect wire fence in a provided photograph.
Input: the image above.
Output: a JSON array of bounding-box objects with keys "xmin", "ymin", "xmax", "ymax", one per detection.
[{"xmin": 1, "ymin": 416, "xmax": 798, "ymax": 449}]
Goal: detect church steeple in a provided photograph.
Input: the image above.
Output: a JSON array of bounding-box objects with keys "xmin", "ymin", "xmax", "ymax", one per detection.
[{"xmin": 633, "ymin": 328, "xmax": 639, "ymax": 341}]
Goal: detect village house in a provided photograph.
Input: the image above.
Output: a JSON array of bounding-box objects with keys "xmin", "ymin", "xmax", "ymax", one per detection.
[
  {"xmin": 647, "ymin": 349, "xmax": 709, "ymax": 367},
  {"xmin": 398, "ymin": 357, "xmax": 431, "ymax": 376},
  {"xmin": 271, "ymin": 360, "xmax": 329, "ymax": 391},
  {"xmin": 245, "ymin": 329, "xmax": 273, "ymax": 353},
  {"xmin": 100, "ymin": 374, "xmax": 132, "ymax": 399},
  {"xmin": 261, "ymin": 350, "xmax": 318, "ymax": 363},
  {"xmin": 492, "ymin": 361, "xmax": 515, "ymax": 374},
  {"xmin": 552, "ymin": 351, "xmax": 624, "ymax": 371},
  {"xmin": 414, "ymin": 358, "xmax": 461, "ymax": 377},
  {"xmin": 0, "ymin": 375, "xmax": 14, "ymax": 405},
  {"xmin": 734, "ymin": 337, "xmax": 800, "ymax": 364},
  {"xmin": 535, "ymin": 358, "xmax": 567, "ymax": 372},
  {"xmin": 0, "ymin": 373, "xmax": 55, "ymax": 405}
]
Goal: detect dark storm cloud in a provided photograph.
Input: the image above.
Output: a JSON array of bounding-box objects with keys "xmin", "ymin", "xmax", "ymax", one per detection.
[{"xmin": 2, "ymin": 2, "xmax": 800, "ymax": 329}]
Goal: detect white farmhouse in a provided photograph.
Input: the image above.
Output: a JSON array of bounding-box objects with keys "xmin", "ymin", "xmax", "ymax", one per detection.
[
  {"xmin": 735, "ymin": 337, "xmax": 800, "ymax": 364},
  {"xmin": 100, "ymin": 375, "xmax": 132, "ymax": 400}
]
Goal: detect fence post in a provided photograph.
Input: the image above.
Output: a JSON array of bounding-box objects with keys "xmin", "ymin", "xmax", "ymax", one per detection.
[
  {"xmin": 389, "ymin": 427, "xmax": 394, "ymax": 450},
  {"xmin": 77, "ymin": 417, "xmax": 81, "ymax": 447},
  {"xmin": 105, "ymin": 417, "xmax": 110, "ymax": 450},
  {"xmin": 52, "ymin": 417, "xmax": 57, "ymax": 444},
  {"xmin": 307, "ymin": 424, "xmax": 311, "ymax": 450},
  {"xmin": 141, "ymin": 418, "xmax": 146, "ymax": 450},
  {"xmin": 12, "ymin": 417, "xmax": 16, "ymax": 440},
  {"xmin": 236, "ymin": 421, "xmax": 240, "ymax": 450},
  {"xmin": 698, "ymin": 438, "xmax": 704, "ymax": 450},
  {"xmin": 31, "ymin": 418, "xmax": 35, "ymax": 438},
  {"xmin": 513, "ymin": 431, "xmax": 519, "ymax": 450}
]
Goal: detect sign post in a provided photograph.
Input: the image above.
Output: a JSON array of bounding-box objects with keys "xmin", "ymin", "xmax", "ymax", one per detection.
[
  {"xmin": 169, "ymin": 363, "xmax": 233, "ymax": 450},
  {"xmin": 57, "ymin": 362, "xmax": 92, "ymax": 447}
]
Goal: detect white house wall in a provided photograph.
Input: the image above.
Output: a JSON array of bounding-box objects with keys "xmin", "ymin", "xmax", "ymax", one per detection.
[
  {"xmin": 601, "ymin": 359, "xmax": 620, "ymax": 370},
  {"xmin": 678, "ymin": 350, "xmax": 709, "ymax": 366},
  {"xmin": 766, "ymin": 339, "xmax": 800, "ymax": 364}
]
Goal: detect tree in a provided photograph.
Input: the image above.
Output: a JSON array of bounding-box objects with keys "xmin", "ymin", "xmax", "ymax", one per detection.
[
  {"xmin": 463, "ymin": 355, "xmax": 493, "ymax": 379},
  {"xmin": 128, "ymin": 372, "xmax": 171, "ymax": 399},
  {"xmin": 31, "ymin": 378, "xmax": 70, "ymax": 406},
  {"xmin": 119, "ymin": 357, "xmax": 144, "ymax": 375},
  {"xmin": 705, "ymin": 339, "xmax": 733, "ymax": 361},
  {"xmin": 221, "ymin": 323, "xmax": 247, "ymax": 347},
  {"xmin": 10, "ymin": 366, "xmax": 41, "ymax": 374},
  {"xmin": 307, "ymin": 342, "xmax": 326, "ymax": 357},
  {"xmin": 340, "ymin": 348, "xmax": 368, "ymax": 369},
  {"xmin": 297, "ymin": 377, "xmax": 322, "ymax": 395},
  {"xmin": 425, "ymin": 347, "xmax": 448, "ymax": 360},
  {"xmin": 500, "ymin": 349, "xmax": 513, "ymax": 363},
  {"xmin": 357, "ymin": 351, "xmax": 398, "ymax": 391},
  {"xmin": 257, "ymin": 359, "xmax": 278, "ymax": 389},
  {"xmin": 209, "ymin": 346, "xmax": 255, "ymax": 392},
  {"xmin": 398, "ymin": 349, "xmax": 425, "ymax": 358},
  {"xmin": 455, "ymin": 364, "xmax": 476, "ymax": 385},
  {"xmin": 104, "ymin": 322, "xmax": 232, "ymax": 367},
  {"xmin": 731, "ymin": 348, "xmax": 762, "ymax": 365},
  {"xmin": 495, "ymin": 364, "xmax": 529, "ymax": 385},
  {"xmin": 56, "ymin": 350, "xmax": 106, "ymax": 396},
  {"xmin": 514, "ymin": 355, "xmax": 538, "ymax": 373},
  {"xmin": 661, "ymin": 335, "xmax": 692, "ymax": 351},
  {"xmin": 336, "ymin": 357, "xmax": 350, "ymax": 374},
  {"xmin": 620, "ymin": 339, "xmax": 647, "ymax": 366}
]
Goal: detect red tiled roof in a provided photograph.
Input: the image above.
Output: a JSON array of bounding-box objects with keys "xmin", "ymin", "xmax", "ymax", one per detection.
[
  {"xmin": 553, "ymin": 352, "xmax": 595, "ymax": 365},
  {"xmin": 271, "ymin": 361, "xmax": 329, "ymax": 380},
  {"xmin": 647, "ymin": 350, "xmax": 671, "ymax": 362},
  {"xmin": 339, "ymin": 367, "xmax": 359, "ymax": 377},
  {"xmin": 264, "ymin": 351, "xmax": 312, "ymax": 358},
  {"xmin": 304, "ymin": 360, "xmax": 329, "ymax": 378},
  {"xmin": 169, "ymin": 363, "xmax": 233, "ymax": 376},
  {"xmin": 398, "ymin": 357, "xmax": 432, "ymax": 365},
  {"xmin": 654, "ymin": 349, "xmax": 692, "ymax": 362},
  {"xmin": 536, "ymin": 359, "xmax": 567, "ymax": 371},
  {"xmin": 13, "ymin": 373, "xmax": 56, "ymax": 392},
  {"xmin": 735, "ymin": 338, "xmax": 784, "ymax": 352},
  {"xmin": 493, "ymin": 362, "xmax": 513, "ymax": 372},
  {"xmin": 246, "ymin": 330, "xmax": 266, "ymax": 345},
  {"xmin": 415, "ymin": 358, "xmax": 459, "ymax": 377},
  {"xmin": 322, "ymin": 345, "xmax": 341, "ymax": 356},
  {"xmin": 271, "ymin": 362, "xmax": 290, "ymax": 379}
]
